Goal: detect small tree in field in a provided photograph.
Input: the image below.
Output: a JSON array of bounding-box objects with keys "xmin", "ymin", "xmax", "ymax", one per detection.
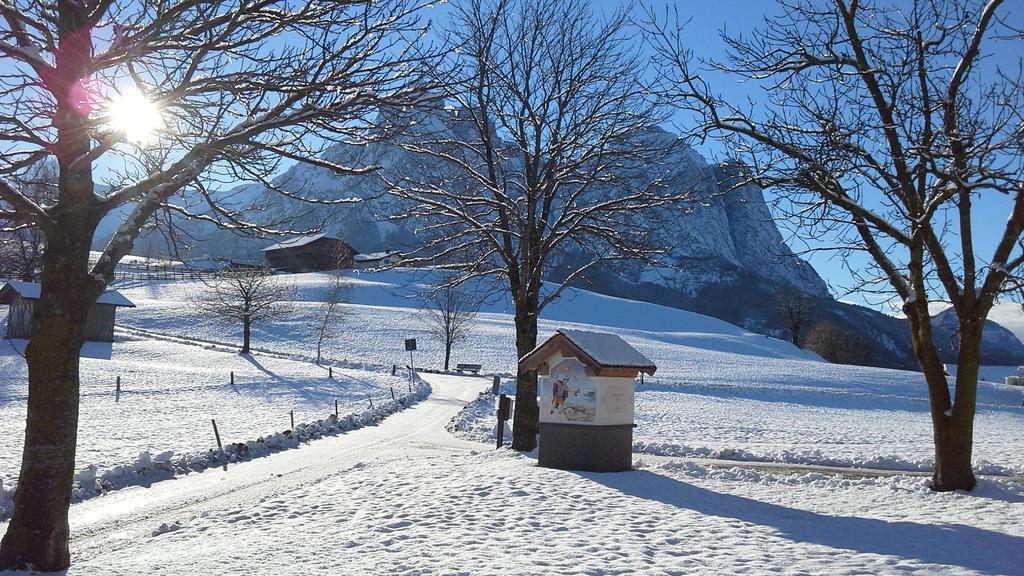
[
  {"xmin": 805, "ymin": 321, "xmax": 867, "ymax": 365},
  {"xmin": 424, "ymin": 284, "xmax": 479, "ymax": 371},
  {"xmin": 649, "ymin": 0, "xmax": 1024, "ymax": 490},
  {"xmin": 314, "ymin": 273, "xmax": 349, "ymax": 364},
  {"xmin": 772, "ymin": 288, "xmax": 816, "ymax": 347},
  {"xmin": 193, "ymin": 267, "xmax": 295, "ymax": 354}
]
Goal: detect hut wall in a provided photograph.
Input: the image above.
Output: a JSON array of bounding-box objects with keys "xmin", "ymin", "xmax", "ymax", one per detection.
[
  {"xmin": 84, "ymin": 304, "xmax": 116, "ymax": 342},
  {"xmin": 5, "ymin": 297, "xmax": 33, "ymax": 339},
  {"xmin": 4, "ymin": 297, "xmax": 117, "ymax": 342}
]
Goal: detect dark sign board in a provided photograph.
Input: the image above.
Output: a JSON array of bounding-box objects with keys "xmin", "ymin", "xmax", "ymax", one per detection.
[{"xmin": 404, "ymin": 338, "xmax": 417, "ymax": 351}]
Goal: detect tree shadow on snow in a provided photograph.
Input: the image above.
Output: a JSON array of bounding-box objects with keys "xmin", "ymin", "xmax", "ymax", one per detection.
[
  {"xmin": 235, "ymin": 353, "xmax": 317, "ymax": 401},
  {"xmin": 583, "ymin": 469, "xmax": 1024, "ymax": 574},
  {"xmin": 238, "ymin": 353, "xmax": 370, "ymax": 403}
]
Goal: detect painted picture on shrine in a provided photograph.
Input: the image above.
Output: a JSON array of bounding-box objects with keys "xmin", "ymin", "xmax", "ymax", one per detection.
[{"xmin": 545, "ymin": 358, "xmax": 596, "ymax": 423}]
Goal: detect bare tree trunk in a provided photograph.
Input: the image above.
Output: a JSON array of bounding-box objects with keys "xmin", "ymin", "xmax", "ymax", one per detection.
[
  {"xmin": 511, "ymin": 300, "xmax": 539, "ymax": 451},
  {"xmin": 907, "ymin": 301, "xmax": 979, "ymax": 492},
  {"xmin": 241, "ymin": 316, "xmax": 252, "ymax": 354},
  {"xmin": 930, "ymin": 322, "xmax": 980, "ymax": 491},
  {"xmin": 443, "ymin": 338, "xmax": 452, "ymax": 371},
  {"xmin": 316, "ymin": 319, "xmax": 325, "ymax": 364}
]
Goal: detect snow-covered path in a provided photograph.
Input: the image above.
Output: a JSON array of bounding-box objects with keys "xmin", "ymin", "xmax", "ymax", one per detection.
[{"xmin": 59, "ymin": 373, "xmax": 490, "ymax": 567}]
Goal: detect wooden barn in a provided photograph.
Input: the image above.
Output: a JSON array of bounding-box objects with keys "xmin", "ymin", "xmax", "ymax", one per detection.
[
  {"xmin": 261, "ymin": 234, "xmax": 356, "ymax": 272},
  {"xmin": 0, "ymin": 281, "xmax": 136, "ymax": 342}
]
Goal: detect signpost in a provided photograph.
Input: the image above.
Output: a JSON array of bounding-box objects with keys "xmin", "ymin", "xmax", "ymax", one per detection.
[
  {"xmin": 404, "ymin": 338, "xmax": 417, "ymax": 392},
  {"xmin": 405, "ymin": 338, "xmax": 416, "ymax": 369}
]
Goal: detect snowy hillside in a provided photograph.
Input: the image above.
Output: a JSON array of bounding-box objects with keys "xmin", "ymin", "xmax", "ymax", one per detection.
[{"xmin": 114, "ymin": 269, "xmax": 1024, "ymax": 476}]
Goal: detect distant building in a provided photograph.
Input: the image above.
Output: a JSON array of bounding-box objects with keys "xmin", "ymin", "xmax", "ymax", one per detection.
[
  {"xmin": 353, "ymin": 250, "xmax": 403, "ymax": 270},
  {"xmin": 0, "ymin": 281, "xmax": 136, "ymax": 342},
  {"xmin": 260, "ymin": 234, "xmax": 356, "ymax": 272}
]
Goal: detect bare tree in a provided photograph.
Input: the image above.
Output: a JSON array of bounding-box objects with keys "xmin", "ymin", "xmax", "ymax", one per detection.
[
  {"xmin": 805, "ymin": 321, "xmax": 869, "ymax": 366},
  {"xmin": 649, "ymin": 0, "xmax": 1024, "ymax": 491},
  {"xmin": 193, "ymin": 267, "xmax": 294, "ymax": 354},
  {"xmin": 0, "ymin": 227, "xmax": 44, "ymax": 282},
  {"xmin": 0, "ymin": 162, "xmax": 56, "ymax": 281},
  {"xmin": 772, "ymin": 288, "xmax": 816, "ymax": 347},
  {"xmin": 314, "ymin": 273, "xmax": 349, "ymax": 364},
  {"xmin": 424, "ymin": 283, "xmax": 479, "ymax": 371},
  {"xmin": 0, "ymin": 1, "xmax": 431, "ymax": 568},
  {"xmin": 389, "ymin": 0, "xmax": 687, "ymax": 451}
]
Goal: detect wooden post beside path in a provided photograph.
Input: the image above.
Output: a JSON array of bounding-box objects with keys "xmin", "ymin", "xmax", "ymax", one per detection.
[{"xmin": 211, "ymin": 419, "xmax": 222, "ymax": 450}]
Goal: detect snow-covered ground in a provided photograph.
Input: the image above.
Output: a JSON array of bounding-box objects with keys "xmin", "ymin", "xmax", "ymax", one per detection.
[
  {"xmin": 105, "ymin": 456, "xmax": 1021, "ymax": 575},
  {"xmin": 3, "ymin": 373, "xmax": 1020, "ymax": 576},
  {"xmin": 0, "ymin": 328, "xmax": 415, "ymax": 512},
  {"xmin": 3, "ymin": 266, "xmax": 1024, "ymax": 573},
  {"xmin": 114, "ymin": 269, "xmax": 1024, "ymax": 475}
]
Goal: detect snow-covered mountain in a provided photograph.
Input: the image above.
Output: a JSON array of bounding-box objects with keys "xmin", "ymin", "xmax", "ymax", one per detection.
[{"xmin": 177, "ymin": 108, "xmax": 831, "ymax": 300}]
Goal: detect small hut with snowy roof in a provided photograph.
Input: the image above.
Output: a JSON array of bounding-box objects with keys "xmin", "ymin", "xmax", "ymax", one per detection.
[
  {"xmin": 0, "ymin": 281, "xmax": 136, "ymax": 342},
  {"xmin": 519, "ymin": 328, "xmax": 656, "ymax": 472}
]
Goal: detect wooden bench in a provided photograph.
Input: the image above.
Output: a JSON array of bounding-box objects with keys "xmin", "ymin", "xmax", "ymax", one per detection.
[{"xmin": 454, "ymin": 363, "xmax": 482, "ymax": 375}]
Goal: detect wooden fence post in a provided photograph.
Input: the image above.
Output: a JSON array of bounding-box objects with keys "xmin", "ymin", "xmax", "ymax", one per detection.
[
  {"xmin": 211, "ymin": 419, "xmax": 222, "ymax": 450},
  {"xmin": 230, "ymin": 371, "xmax": 234, "ymax": 386},
  {"xmin": 368, "ymin": 395, "xmax": 374, "ymax": 410},
  {"xmin": 290, "ymin": 410, "xmax": 294, "ymax": 430},
  {"xmin": 390, "ymin": 387, "xmax": 395, "ymax": 400},
  {"xmin": 334, "ymin": 399, "xmax": 339, "ymax": 418},
  {"xmin": 329, "ymin": 366, "xmax": 333, "ymax": 379}
]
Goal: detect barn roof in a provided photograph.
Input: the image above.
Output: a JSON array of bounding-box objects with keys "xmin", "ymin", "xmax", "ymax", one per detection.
[
  {"xmin": 261, "ymin": 233, "xmax": 344, "ymax": 252},
  {"xmin": 0, "ymin": 281, "xmax": 136, "ymax": 307},
  {"xmin": 519, "ymin": 328, "xmax": 656, "ymax": 376}
]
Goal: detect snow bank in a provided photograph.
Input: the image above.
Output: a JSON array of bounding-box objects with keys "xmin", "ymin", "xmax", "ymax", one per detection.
[
  {"xmin": 633, "ymin": 442, "xmax": 1022, "ymax": 477},
  {"xmin": 446, "ymin": 378, "xmax": 516, "ymax": 443},
  {"xmin": 643, "ymin": 459, "xmax": 933, "ymax": 493}
]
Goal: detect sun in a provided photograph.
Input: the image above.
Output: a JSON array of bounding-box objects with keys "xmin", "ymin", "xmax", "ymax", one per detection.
[{"xmin": 106, "ymin": 88, "xmax": 163, "ymax": 143}]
